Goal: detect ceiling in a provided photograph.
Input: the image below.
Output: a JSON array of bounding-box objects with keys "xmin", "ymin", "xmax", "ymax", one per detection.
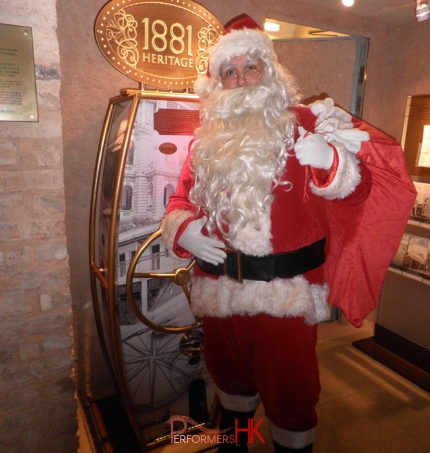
[{"xmin": 292, "ymin": 0, "xmax": 416, "ymax": 26}]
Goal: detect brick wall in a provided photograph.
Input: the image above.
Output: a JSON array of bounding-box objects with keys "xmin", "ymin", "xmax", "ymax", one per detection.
[{"xmin": 0, "ymin": 2, "xmax": 77, "ymax": 452}]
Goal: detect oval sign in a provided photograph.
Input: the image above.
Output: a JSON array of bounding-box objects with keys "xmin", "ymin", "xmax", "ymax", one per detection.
[
  {"xmin": 94, "ymin": 0, "xmax": 224, "ymax": 90},
  {"xmin": 159, "ymin": 142, "xmax": 177, "ymax": 155}
]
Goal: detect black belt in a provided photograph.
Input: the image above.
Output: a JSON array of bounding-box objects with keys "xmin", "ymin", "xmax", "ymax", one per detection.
[{"xmin": 196, "ymin": 238, "xmax": 326, "ymax": 283}]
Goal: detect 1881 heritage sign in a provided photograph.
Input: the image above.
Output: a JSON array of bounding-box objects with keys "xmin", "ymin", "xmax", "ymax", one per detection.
[{"xmin": 94, "ymin": 0, "xmax": 223, "ymax": 90}]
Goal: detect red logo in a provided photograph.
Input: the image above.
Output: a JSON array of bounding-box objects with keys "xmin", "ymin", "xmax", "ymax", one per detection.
[{"xmin": 235, "ymin": 417, "xmax": 265, "ymax": 444}]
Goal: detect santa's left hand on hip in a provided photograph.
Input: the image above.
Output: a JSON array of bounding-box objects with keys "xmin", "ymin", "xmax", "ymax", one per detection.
[{"xmin": 294, "ymin": 127, "xmax": 334, "ymax": 170}]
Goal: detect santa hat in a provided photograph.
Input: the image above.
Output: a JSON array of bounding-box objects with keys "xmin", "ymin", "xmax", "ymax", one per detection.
[{"xmin": 206, "ymin": 14, "xmax": 277, "ymax": 80}]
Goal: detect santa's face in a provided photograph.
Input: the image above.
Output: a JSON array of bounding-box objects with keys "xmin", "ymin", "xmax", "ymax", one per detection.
[
  {"xmin": 190, "ymin": 52, "xmax": 296, "ymax": 243},
  {"xmin": 220, "ymin": 54, "xmax": 265, "ymax": 89}
]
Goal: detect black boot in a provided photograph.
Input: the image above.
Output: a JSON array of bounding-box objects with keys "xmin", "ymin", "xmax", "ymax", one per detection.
[
  {"xmin": 216, "ymin": 407, "xmax": 256, "ymax": 452},
  {"xmin": 273, "ymin": 441, "xmax": 313, "ymax": 452}
]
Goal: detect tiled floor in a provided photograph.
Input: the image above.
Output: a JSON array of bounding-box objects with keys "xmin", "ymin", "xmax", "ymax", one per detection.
[{"xmin": 78, "ymin": 315, "xmax": 430, "ymax": 452}]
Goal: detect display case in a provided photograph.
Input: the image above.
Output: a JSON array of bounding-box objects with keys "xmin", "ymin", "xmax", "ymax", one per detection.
[{"xmin": 353, "ymin": 95, "xmax": 430, "ymax": 392}]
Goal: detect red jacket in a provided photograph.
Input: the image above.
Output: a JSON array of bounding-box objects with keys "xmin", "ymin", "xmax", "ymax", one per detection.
[{"xmin": 161, "ymin": 101, "xmax": 416, "ymax": 327}]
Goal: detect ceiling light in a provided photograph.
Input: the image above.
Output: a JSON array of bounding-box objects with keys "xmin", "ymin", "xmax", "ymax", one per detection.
[
  {"xmin": 264, "ymin": 21, "xmax": 281, "ymax": 32},
  {"xmin": 342, "ymin": 0, "xmax": 354, "ymax": 6},
  {"xmin": 416, "ymin": 0, "xmax": 430, "ymax": 21}
]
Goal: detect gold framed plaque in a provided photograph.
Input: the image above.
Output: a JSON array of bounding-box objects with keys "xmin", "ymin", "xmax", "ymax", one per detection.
[
  {"xmin": 94, "ymin": 0, "xmax": 223, "ymax": 90},
  {"xmin": 0, "ymin": 23, "xmax": 38, "ymax": 122}
]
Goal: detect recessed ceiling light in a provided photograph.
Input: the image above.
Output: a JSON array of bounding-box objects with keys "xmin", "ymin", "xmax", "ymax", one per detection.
[
  {"xmin": 416, "ymin": 0, "xmax": 430, "ymax": 21},
  {"xmin": 264, "ymin": 21, "xmax": 281, "ymax": 32}
]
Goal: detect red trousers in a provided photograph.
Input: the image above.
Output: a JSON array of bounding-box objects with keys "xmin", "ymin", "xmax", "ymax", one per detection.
[{"xmin": 203, "ymin": 314, "xmax": 320, "ymax": 432}]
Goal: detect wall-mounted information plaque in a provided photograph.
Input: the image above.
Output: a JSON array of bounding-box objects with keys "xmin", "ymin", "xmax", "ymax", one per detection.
[{"xmin": 0, "ymin": 24, "xmax": 38, "ymax": 122}]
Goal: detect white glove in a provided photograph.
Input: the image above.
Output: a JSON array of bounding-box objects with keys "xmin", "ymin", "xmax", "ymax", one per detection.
[
  {"xmin": 177, "ymin": 216, "xmax": 227, "ymax": 265},
  {"xmin": 294, "ymin": 126, "xmax": 334, "ymax": 170}
]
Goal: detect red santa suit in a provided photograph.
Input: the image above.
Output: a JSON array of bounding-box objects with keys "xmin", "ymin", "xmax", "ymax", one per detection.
[
  {"xmin": 160, "ymin": 17, "xmax": 416, "ymax": 449},
  {"xmin": 162, "ymin": 98, "xmax": 415, "ymax": 322},
  {"xmin": 161, "ymin": 98, "xmax": 415, "ymax": 446}
]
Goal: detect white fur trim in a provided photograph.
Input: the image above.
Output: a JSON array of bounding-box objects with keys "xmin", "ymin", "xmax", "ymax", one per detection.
[
  {"xmin": 193, "ymin": 73, "xmax": 215, "ymax": 96},
  {"xmin": 216, "ymin": 386, "xmax": 261, "ymax": 412},
  {"xmin": 309, "ymin": 98, "xmax": 352, "ymax": 125},
  {"xmin": 208, "ymin": 28, "xmax": 276, "ymax": 80},
  {"xmin": 310, "ymin": 142, "xmax": 361, "ymax": 200},
  {"xmin": 160, "ymin": 210, "xmax": 193, "ymax": 258},
  {"xmin": 190, "ymin": 275, "xmax": 330, "ymax": 325},
  {"xmin": 309, "ymin": 98, "xmax": 369, "ymax": 153},
  {"xmin": 229, "ymin": 210, "xmax": 272, "ymax": 255},
  {"xmin": 269, "ymin": 422, "xmax": 315, "ymax": 449}
]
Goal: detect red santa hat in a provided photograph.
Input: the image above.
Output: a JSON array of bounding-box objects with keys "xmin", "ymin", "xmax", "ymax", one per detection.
[{"xmin": 206, "ymin": 14, "xmax": 277, "ymax": 80}]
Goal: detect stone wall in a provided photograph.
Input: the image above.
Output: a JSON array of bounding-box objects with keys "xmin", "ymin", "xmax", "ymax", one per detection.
[{"xmin": 0, "ymin": 1, "xmax": 77, "ymax": 452}]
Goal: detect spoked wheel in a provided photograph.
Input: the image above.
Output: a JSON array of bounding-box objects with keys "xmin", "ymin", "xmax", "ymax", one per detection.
[{"xmin": 125, "ymin": 229, "xmax": 202, "ymax": 334}]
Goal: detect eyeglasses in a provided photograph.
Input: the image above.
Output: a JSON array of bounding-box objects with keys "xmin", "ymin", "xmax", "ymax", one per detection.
[{"xmin": 221, "ymin": 67, "xmax": 261, "ymax": 87}]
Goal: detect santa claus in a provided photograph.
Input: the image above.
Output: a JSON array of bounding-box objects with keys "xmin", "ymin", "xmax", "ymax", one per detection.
[{"xmin": 161, "ymin": 15, "xmax": 416, "ymax": 453}]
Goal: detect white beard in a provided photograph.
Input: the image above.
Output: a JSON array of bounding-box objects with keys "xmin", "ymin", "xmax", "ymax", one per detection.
[{"xmin": 189, "ymin": 77, "xmax": 297, "ymax": 254}]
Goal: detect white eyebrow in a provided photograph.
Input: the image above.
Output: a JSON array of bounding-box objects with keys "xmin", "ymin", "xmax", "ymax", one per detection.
[
  {"xmin": 221, "ymin": 59, "xmax": 259, "ymax": 72},
  {"xmin": 221, "ymin": 63, "xmax": 235, "ymax": 71},
  {"xmin": 243, "ymin": 59, "xmax": 259, "ymax": 65}
]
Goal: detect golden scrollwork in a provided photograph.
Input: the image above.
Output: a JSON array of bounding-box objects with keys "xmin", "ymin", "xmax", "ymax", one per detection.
[
  {"xmin": 196, "ymin": 26, "xmax": 220, "ymax": 76},
  {"xmin": 106, "ymin": 9, "xmax": 139, "ymax": 68}
]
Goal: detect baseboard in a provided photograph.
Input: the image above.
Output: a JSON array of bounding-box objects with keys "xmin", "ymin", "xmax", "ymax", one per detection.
[
  {"xmin": 373, "ymin": 323, "xmax": 430, "ymax": 373},
  {"xmin": 352, "ymin": 336, "xmax": 430, "ymax": 393}
]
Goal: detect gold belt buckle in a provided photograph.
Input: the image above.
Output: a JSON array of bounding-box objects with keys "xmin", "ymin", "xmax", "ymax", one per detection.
[{"xmin": 224, "ymin": 246, "xmax": 243, "ymax": 284}]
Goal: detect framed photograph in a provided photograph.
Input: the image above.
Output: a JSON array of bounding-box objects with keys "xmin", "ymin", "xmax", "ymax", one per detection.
[
  {"xmin": 410, "ymin": 182, "xmax": 430, "ymax": 226},
  {"xmin": 401, "ymin": 94, "xmax": 430, "ymax": 178}
]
